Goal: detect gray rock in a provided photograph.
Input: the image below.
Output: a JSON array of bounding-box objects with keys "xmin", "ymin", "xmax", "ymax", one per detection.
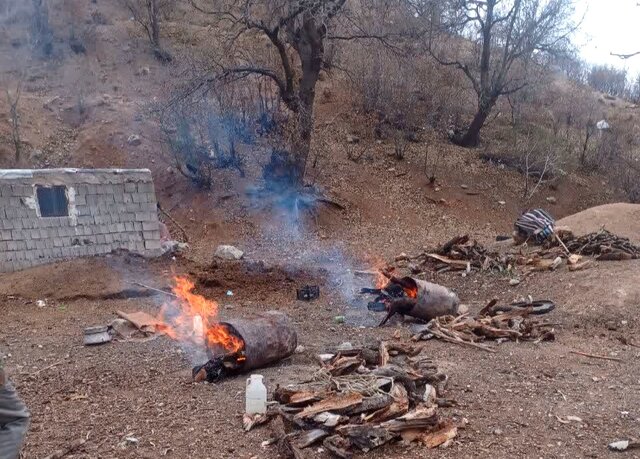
[
  {"xmin": 346, "ymin": 134, "xmax": 360, "ymax": 144},
  {"xmin": 546, "ymin": 196, "xmax": 557, "ymax": 204},
  {"xmin": 127, "ymin": 134, "xmax": 142, "ymax": 146},
  {"xmin": 214, "ymin": 244, "xmax": 244, "ymax": 260},
  {"xmin": 162, "ymin": 240, "xmax": 189, "ymax": 254}
]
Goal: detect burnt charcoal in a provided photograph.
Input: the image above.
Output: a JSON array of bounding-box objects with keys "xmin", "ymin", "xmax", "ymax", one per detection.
[
  {"xmin": 192, "ymin": 357, "xmax": 226, "ymax": 383},
  {"xmin": 297, "ymin": 285, "xmax": 320, "ymax": 301},
  {"xmin": 367, "ymin": 302, "xmax": 387, "ymax": 312}
]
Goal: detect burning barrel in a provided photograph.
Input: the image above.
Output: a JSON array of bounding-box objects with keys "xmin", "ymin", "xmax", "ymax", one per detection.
[{"xmin": 194, "ymin": 311, "xmax": 298, "ymax": 382}]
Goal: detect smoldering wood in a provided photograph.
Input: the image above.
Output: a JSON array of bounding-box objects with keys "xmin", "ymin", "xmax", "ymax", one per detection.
[
  {"xmin": 376, "ymin": 277, "xmax": 461, "ymax": 326},
  {"xmin": 213, "ymin": 311, "xmax": 298, "ymax": 372}
]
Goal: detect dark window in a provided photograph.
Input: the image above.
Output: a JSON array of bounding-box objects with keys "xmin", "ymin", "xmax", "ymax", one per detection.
[{"xmin": 36, "ymin": 186, "xmax": 69, "ymax": 217}]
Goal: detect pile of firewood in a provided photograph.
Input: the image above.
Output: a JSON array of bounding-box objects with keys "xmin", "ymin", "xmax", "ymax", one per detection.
[
  {"xmin": 395, "ymin": 235, "xmax": 512, "ymax": 274},
  {"xmin": 564, "ymin": 230, "xmax": 640, "ymax": 260},
  {"xmin": 250, "ymin": 342, "xmax": 459, "ymax": 458},
  {"xmin": 412, "ymin": 302, "xmax": 556, "ymax": 353}
]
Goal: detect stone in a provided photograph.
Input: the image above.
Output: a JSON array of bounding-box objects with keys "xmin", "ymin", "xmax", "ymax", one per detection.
[
  {"xmin": 498, "ymin": 200, "xmax": 506, "ymax": 205},
  {"xmin": 161, "ymin": 240, "xmax": 189, "ymax": 254},
  {"xmin": 346, "ymin": 134, "xmax": 360, "ymax": 144},
  {"xmin": 127, "ymin": 134, "xmax": 142, "ymax": 146},
  {"xmin": 546, "ymin": 196, "xmax": 557, "ymax": 204},
  {"xmin": 214, "ymin": 244, "xmax": 244, "ymax": 260}
]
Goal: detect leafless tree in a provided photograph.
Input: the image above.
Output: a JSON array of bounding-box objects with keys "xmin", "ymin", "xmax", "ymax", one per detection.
[
  {"xmin": 31, "ymin": 0, "xmax": 54, "ymax": 57},
  {"xmin": 428, "ymin": 0, "xmax": 576, "ymax": 147},
  {"xmin": 587, "ymin": 64, "xmax": 628, "ymax": 97},
  {"xmin": 5, "ymin": 79, "xmax": 23, "ymax": 164},
  {"xmin": 187, "ymin": 0, "xmax": 351, "ymax": 187},
  {"xmin": 516, "ymin": 129, "xmax": 558, "ymax": 199},
  {"xmin": 121, "ymin": 0, "xmax": 172, "ymax": 61}
]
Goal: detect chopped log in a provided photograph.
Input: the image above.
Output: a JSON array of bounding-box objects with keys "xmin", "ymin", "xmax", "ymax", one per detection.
[
  {"xmin": 275, "ymin": 387, "xmax": 323, "ymax": 406},
  {"xmin": 596, "ymin": 251, "xmax": 634, "ymax": 261},
  {"xmin": 290, "ymin": 391, "xmax": 324, "ymax": 406},
  {"xmin": 424, "ymin": 253, "xmax": 470, "ymax": 270},
  {"xmin": 294, "ymin": 429, "xmax": 329, "ymax": 449},
  {"xmin": 295, "ymin": 393, "xmax": 364, "ymax": 419},
  {"xmin": 380, "ymin": 406, "xmax": 439, "ymax": 432},
  {"xmin": 313, "ymin": 412, "xmax": 347, "ymax": 428},
  {"xmin": 423, "ymin": 421, "xmax": 458, "ymax": 448},
  {"xmin": 336, "ymin": 425, "xmax": 397, "ymax": 452},
  {"xmin": 364, "ymin": 384, "xmax": 409, "ymax": 423},
  {"xmin": 379, "ymin": 341, "xmax": 390, "ymax": 366},
  {"xmin": 272, "ymin": 416, "xmax": 305, "ymax": 459},
  {"xmin": 243, "ymin": 412, "xmax": 273, "ymax": 432},
  {"xmin": 323, "ymin": 435, "xmax": 353, "ymax": 459},
  {"xmin": 326, "ymin": 356, "xmax": 364, "ymax": 376},
  {"xmin": 344, "ymin": 394, "xmax": 393, "ymax": 416},
  {"xmin": 478, "ymin": 299, "xmax": 498, "ymax": 317},
  {"xmin": 373, "ymin": 365, "xmax": 418, "ymax": 400},
  {"xmin": 567, "ymin": 254, "xmax": 582, "ymax": 265},
  {"xmin": 436, "ymin": 235, "xmax": 470, "ymax": 254},
  {"xmin": 386, "ymin": 341, "xmax": 422, "ymax": 356},
  {"xmin": 568, "ymin": 260, "xmax": 593, "ymax": 271}
]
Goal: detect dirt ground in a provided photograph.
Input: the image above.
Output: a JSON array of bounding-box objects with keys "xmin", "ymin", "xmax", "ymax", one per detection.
[
  {"xmin": 1, "ymin": 251, "xmax": 639, "ymax": 459},
  {"xmin": 1, "ymin": 2, "xmax": 639, "ymax": 458}
]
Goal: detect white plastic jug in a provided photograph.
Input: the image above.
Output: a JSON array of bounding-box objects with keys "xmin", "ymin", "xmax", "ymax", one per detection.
[{"xmin": 245, "ymin": 374, "xmax": 267, "ymax": 414}]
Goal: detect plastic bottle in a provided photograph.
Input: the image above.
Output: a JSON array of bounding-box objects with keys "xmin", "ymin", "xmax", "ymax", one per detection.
[{"xmin": 245, "ymin": 374, "xmax": 267, "ymax": 414}]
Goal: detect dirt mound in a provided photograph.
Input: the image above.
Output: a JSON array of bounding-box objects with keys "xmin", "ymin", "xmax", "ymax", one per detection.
[
  {"xmin": 558, "ymin": 203, "xmax": 640, "ymax": 244},
  {"xmin": 0, "ymin": 255, "xmax": 149, "ymax": 300}
]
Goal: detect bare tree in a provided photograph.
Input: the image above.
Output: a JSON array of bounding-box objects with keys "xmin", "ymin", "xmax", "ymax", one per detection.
[
  {"xmin": 513, "ymin": 129, "xmax": 558, "ymax": 199},
  {"xmin": 31, "ymin": 0, "xmax": 54, "ymax": 57},
  {"xmin": 428, "ymin": 0, "xmax": 576, "ymax": 147},
  {"xmin": 188, "ymin": 0, "xmax": 349, "ymax": 187},
  {"xmin": 5, "ymin": 79, "xmax": 23, "ymax": 164},
  {"xmin": 587, "ymin": 64, "xmax": 627, "ymax": 97},
  {"xmin": 121, "ymin": 0, "xmax": 172, "ymax": 61}
]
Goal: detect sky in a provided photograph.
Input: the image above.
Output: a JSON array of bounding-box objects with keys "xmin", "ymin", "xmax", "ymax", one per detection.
[{"xmin": 576, "ymin": 0, "xmax": 640, "ymax": 75}]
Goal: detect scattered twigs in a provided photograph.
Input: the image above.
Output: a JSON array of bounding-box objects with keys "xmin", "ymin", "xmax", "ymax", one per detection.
[
  {"xmin": 157, "ymin": 203, "xmax": 190, "ymax": 243},
  {"xmin": 569, "ymin": 350, "xmax": 623, "ymax": 362},
  {"xmin": 554, "ymin": 232, "xmax": 571, "ymax": 255},
  {"xmin": 564, "ymin": 230, "xmax": 640, "ymax": 259},
  {"xmin": 29, "ymin": 359, "xmax": 67, "ymax": 377},
  {"xmin": 123, "ymin": 280, "xmax": 178, "ymax": 298},
  {"xmin": 478, "ymin": 299, "xmax": 498, "ymax": 317},
  {"xmin": 425, "ymin": 322, "xmax": 496, "ymax": 353},
  {"xmin": 414, "ymin": 303, "xmax": 556, "ymax": 353}
]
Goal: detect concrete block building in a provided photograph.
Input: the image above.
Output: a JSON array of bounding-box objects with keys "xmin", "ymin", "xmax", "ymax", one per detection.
[{"xmin": 0, "ymin": 168, "xmax": 163, "ymax": 273}]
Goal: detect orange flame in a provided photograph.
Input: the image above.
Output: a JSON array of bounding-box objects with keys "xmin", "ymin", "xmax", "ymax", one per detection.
[
  {"xmin": 158, "ymin": 276, "xmax": 243, "ymax": 354},
  {"xmin": 404, "ymin": 286, "xmax": 418, "ymax": 299}
]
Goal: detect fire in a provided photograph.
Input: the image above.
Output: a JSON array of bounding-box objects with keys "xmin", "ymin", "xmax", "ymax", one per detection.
[
  {"xmin": 375, "ymin": 270, "xmax": 389, "ymax": 289},
  {"xmin": 158, "ymin": 276, "xmax": 243, "ymax": 354},
  {"xmin": 404, "ymin": 286, "xmax": 418, "ymax": 299}
]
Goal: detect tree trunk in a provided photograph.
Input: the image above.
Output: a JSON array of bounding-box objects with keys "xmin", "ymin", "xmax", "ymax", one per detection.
[
  {"xmin": 149, "ymin": 0, "xmax": 160, "ymax": 47},
  {"xmin": 456, "ymin": 101, "xmax": 493, "ymax": 147},
  {"xmin": 288, "ymin": 14, "xmax": 324, "ymax": 186}
]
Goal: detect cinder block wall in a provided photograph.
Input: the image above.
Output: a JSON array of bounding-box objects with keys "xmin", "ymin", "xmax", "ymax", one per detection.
[{"xmin": 0, "ymin": 168, "xmax": 162, "ymax": 273}]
